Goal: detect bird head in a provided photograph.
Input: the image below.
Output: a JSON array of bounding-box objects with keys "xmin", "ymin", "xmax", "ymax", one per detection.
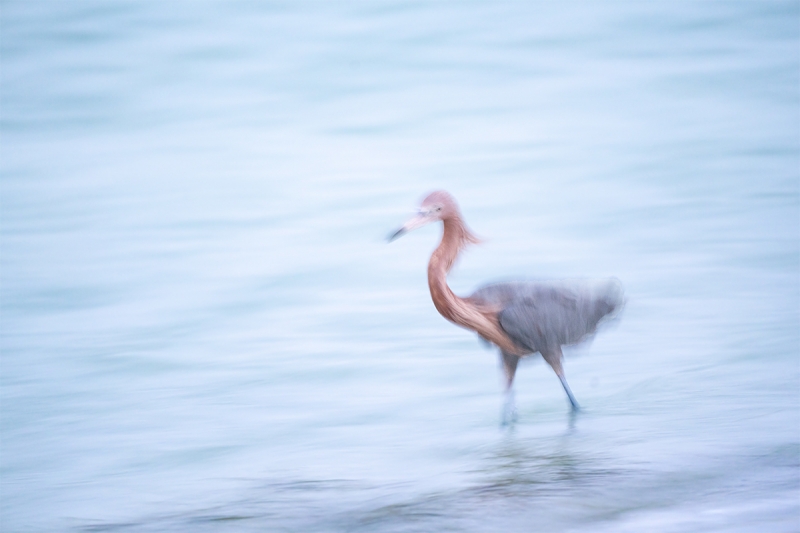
[{"xmin": 388, "ymin": 190, "xmax": 460, "ymax": 241}]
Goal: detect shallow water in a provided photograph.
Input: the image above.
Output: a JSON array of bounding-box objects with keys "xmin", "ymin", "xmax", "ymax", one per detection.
[{"xmin": 1, "ymin": 1, "xmax": 798, "ymax": 531}]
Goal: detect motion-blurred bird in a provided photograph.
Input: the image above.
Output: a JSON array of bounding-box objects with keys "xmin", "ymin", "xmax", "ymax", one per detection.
[{"xmin": 389, "ymin": 191, "xmax": 623, "ymax": 422}]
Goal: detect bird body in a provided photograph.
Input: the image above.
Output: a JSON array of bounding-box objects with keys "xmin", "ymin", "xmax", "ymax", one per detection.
[
  {"xmin": 390, "ymin": 190, "xmax": 622, "ymax": 418},
  {"xmin": 470, "ymin": 279, "xmax": 622, "ymax": 353}
]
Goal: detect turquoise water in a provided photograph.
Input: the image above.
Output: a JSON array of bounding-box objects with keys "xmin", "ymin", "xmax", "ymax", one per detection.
[{"xmin": 1, "ymin": 1, "xmax": 798, "ymax": 531}]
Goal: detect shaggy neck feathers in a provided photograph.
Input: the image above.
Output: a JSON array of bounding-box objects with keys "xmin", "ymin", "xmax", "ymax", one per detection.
[{"xmin": 426, "ymin": 216, "xmax": 524, "ymax": 355}]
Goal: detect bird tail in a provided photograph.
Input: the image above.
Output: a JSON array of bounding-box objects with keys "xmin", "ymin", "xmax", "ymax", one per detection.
[{"xmin": 596, "ymin": 278, "xmax": 625, "ymax": 320}]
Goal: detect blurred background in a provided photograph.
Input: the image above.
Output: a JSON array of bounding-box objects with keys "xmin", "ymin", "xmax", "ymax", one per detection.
[{"xmin": 1, "ymin": 1, "xmax": 798, "ymax": 531}]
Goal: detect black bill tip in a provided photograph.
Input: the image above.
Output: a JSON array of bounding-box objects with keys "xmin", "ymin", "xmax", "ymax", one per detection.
[{"xmin": 387, "ymin": 227, "xmax": 406, "ymax": 242}]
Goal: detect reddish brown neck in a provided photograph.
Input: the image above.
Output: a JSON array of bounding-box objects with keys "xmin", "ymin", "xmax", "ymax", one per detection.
[
  {"xmin": 426, "ymin": 218, "xmax": 524, "ymax": 355},
  {"xmin": 427, "ymin": 218, "xmax": 468, "ymax": 323}
]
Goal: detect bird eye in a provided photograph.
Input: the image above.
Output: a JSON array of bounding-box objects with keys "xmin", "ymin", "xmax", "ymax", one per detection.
[{"xmin": 435, "ymin": 206, "xmax": 442, "ymax": 212}]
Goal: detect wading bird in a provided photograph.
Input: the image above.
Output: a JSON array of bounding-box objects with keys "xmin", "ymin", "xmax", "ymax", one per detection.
[{"xmin": 389, "ymin": 191, "xmax": 622, "ymax": 423}]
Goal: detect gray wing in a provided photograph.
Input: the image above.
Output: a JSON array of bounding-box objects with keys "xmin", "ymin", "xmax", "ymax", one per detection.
[{"xmin": 470, "ymin": 279, "xmax": 623, "ymax": 353}]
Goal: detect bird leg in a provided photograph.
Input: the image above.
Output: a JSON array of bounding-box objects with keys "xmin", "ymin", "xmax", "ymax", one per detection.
[
  {"xmin": 502, "ymin": 389, "xmax": 517, "ymax": 426},
  {"xmin": 558, "ymin": 374, "xmax": 580, "ymax": 412},
  {"xmin": 500, "ymin": 351, "xmax": 519, "ymax": 425},
  {"xmin": 542, "ymin": 348, "xmax": 580, "ymax": 412},
  {"xmin": 501, "ymin": 350, "xmax": 520, "ymax": 390}
]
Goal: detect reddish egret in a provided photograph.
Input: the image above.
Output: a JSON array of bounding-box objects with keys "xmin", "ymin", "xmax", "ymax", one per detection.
[{"xmin": 389, "ymin": 191, "xmax": 622, "ymax": 422}]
